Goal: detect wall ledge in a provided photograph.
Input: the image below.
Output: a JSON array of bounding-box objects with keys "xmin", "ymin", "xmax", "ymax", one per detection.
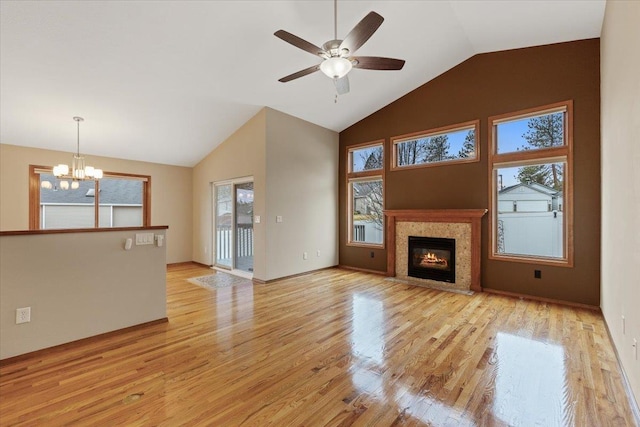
[{"xmin": 0, "ymin": 225, "xmax": 168, "ymax": 236}]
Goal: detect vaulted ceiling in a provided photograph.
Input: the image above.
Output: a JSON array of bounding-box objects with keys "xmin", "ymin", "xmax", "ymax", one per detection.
[{"xmin": 0, "ymin": 1, "xmax": 605, "ymax": 167}]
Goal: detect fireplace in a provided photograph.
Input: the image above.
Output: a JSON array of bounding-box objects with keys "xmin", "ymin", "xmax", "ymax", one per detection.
[
  {"xmin": 385, "ymin": 209, "xmax": 487, "ymax": 292},
  {"xmin": 408, "ymin": 236, "xmax": 456, "ymax": 283}
]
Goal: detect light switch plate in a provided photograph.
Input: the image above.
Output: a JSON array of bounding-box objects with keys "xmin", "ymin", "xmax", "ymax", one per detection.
[
  {"xmin": 276, "ymin": 216, "xmax": 283, "ymax": 223},
  {"xmin": 136, "ymin": 233, "xmax": 154, "ymax": 245}
]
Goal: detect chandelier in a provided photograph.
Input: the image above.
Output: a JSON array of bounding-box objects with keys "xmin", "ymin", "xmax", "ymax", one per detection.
[{"xmin": 42, "ymin": 116, "xmax": 103, "ymax": 190}]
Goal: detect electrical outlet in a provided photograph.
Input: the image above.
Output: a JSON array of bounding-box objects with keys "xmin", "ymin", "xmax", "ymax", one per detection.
[
  {"xmin": 16, "ymin": 307, "xmax": 31, "ymax": 324},
  {"xmin": 303, "ymin": 252, "xmax": 308, "ymax": 260},
  {"xmin": 316, "ymin": 249, "xmax": 320, "ymax": 257},
  {"xmin": 370, "ymin": 251, "xmax": 375, "ymax": 258},
  {"xmin": 622, "ymin": 315, "xmax": 625, "ymax": 335},
  {"xmin": 534, "ymin": 270, "xmax": 542, "ymax": 279},
  {"xmin": 276, "ymin": 216, "xmax": 283, "ymax": 223}
]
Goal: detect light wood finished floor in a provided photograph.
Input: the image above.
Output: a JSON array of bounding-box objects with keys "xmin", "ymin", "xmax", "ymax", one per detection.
[{"xmin": 0, "ymin": 264, "xmax": 636, "ymax": 426}]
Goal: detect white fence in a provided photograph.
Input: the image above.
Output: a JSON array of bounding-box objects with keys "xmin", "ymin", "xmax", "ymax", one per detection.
[
  {"xmin": 353, "ymin": 220, "xmax": 383, "ymax": 245},
  {"xmin": 498, "ymin": 211, "xmax": 563, "ymax": 258}
]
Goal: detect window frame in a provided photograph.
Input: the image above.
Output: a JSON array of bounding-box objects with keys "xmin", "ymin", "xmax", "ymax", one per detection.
[
  {"xmin": 346, "ymin": 140, "xmax": 385, "ymax": 248},
  {"xmin": 488, "ymin": 100, "xmax": 573, "ymax": 267},
  {"xmin": 29, "ymin": 165, "xmax": 151, "ymax": 230},
  {"xmin": 391, "ymin": 119, "xmax": 480, "ymax": 170}
]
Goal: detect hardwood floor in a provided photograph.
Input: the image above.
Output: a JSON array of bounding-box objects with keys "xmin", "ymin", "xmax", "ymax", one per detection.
[{"xmin": 0, "ymin": 263, "xmax": 636, "ymax": 426}]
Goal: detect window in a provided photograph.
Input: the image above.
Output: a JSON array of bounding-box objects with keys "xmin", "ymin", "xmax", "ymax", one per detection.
[
  {"xmin": 391, "ymin": 120, "xmax": 479, "ymax": 169},
  {"xmin": 489, "ymin": 101, "xmax": 573, "ymax": 265},
  {"xmin": 30, "ymin": 166, "xmax": 150, "ymax": 230},
  {"xmin": 349, "ymin": 144, "xmax": 383, "ymax": 172},
  {"xmin": 347, "ymin": 141, "xmax": 384, "ymax": 247}
]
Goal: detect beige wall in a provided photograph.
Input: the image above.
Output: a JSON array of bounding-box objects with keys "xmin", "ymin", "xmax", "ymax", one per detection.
[
  {"xmin": 192, "ymin": 108, "xmax": 338, "ymax": 282},
  {"xmin": 0, "ymin": 144, "xmax": 192, "ymax": 263},
  {"xmin": 192, "ymin": 109, "xmax": 267, "ymax": 277},
  {"xmin": 265, "ymin": 108, "xmax": 339, "ymax": 280},
  {"xmin": 601, "ymin": 0, "xmax": 640, "ymax": 409},
  {"xmin": 0, "ymin": 229, "xmax": 167, "ymax": 359}
]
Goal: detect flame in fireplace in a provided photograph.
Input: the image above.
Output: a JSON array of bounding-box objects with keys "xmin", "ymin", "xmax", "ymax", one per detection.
[{"xmin": 419, "ymin": 252, "xmax": 448, "ymax": 267}]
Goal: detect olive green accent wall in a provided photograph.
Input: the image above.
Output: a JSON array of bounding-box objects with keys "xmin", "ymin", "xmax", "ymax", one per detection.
[{"xmin": 339, "ymin": 39, "xmax": 601, "ymax": 305}]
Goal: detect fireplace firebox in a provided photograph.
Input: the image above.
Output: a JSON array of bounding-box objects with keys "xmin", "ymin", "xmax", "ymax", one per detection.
[{"xmin": 408, "ymin": 236, "xmax": 456, "ymax": 283}]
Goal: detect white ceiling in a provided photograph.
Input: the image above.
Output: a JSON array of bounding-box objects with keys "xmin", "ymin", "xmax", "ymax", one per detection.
[{"xmin": 0, "ymin": 1, "xmax": 605, "ymax": 167}]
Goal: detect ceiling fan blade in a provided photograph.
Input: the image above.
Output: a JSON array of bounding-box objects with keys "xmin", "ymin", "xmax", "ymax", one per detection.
[
  {"xmin": 278, "ymin": 64, "xmax": 321, "ymax": 83},
  {"xmin": 334, "ymin": 75, "xmax": 350, "ymax": 95},
  {"xmin": 339, "ymin": 12, "xmax": 384, "ymax": 55},
  {"xmin": 274, "ymin": 30, "xmax": 326, "ymax": 57},
  {"xmin": 351, "ymin": 56, "xmax": 405, "ymax": 70}
]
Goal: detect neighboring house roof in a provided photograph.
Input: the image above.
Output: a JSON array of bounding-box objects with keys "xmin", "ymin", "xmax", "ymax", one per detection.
[
  {"xmin": 353, "ymin": 184, "xmax": 378, "ymax": 198},
  {"xmin": 40, "ymin": 176, "xmax": 143, "ymax": 205},
  {"xmin": 499, "ymin": 182, "xmax": 560, "ymax": 197}
]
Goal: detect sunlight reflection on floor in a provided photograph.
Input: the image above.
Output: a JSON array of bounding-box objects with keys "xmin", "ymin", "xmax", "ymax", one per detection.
[{"xmin": 494, "ymin": 332, "xmax": 566, "ymax": 425}]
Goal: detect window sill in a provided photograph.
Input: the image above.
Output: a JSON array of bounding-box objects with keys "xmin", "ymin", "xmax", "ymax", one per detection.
[
  {"xmin": 346, "ymin": 241, "xmax": 385, "ymax": 249},
  {"xmin": 489, "ymin": 253, "xmax": 573, "ymax": 268}
]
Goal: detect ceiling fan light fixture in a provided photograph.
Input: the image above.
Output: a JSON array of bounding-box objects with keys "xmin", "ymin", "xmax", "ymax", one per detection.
[
  {"xmin": 320, "ymin": 57, "xmax": 352, "ymax": 79},
  {"xmin": 275, "ymin": 6, "xmax": 403, "ymax": 93}
]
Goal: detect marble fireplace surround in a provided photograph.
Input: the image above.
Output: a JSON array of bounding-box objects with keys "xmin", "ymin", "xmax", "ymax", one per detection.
[{"xmin": 384, "ymin": 209, "xmax": 487, "ymax": 292}]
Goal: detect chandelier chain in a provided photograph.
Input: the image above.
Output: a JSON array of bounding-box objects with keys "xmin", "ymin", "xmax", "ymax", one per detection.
[{"xmin": 73, "ymin": 116, "xmax": 84, "ymax": 157}]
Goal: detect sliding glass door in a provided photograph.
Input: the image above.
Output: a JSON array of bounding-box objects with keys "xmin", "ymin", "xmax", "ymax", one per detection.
[
  {"xmin": 215, "ymin": 183, "xmax": 233, "ymax": 268},
  {"xmin": 234, "ymin": 182, "xmax": 254, "ymax": 273},
  {"xmin": 214, "ymin": 179, "xmax": 254, "ymax": 275}
]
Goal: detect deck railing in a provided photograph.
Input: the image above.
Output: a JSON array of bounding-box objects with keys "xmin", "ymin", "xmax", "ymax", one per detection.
[{"xmin": 216, "ymin": 224, "xmax": 254, "ymax": 260}]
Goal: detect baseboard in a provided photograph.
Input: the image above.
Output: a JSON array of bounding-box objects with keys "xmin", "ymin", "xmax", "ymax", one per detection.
[
  {"xmin": 337, "ymin": 265, "xmax": 387, "ymax": 276},
  {"xmin": 483, "ymin": 288, "xmax": 600, "ymax": 311},
  {"xmin": 191, "ymin": 261, "xmax": 212, "ymax": 268},
  {"xmin": 0, "ymin": 318, "xmax": 168, "ymax": 367},
  {"xmin": 167, "ymin": 261, "xmax": 211, "ymax": 268},
  {"xmin": 602, "ymin": 316, "xmax": 640, "ymax": 424},
  {"xmin": 255, "ymin": 266, "xmax": 339, "ymax": 284}
]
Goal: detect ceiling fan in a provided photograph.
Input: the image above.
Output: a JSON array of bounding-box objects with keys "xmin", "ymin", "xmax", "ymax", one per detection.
[{"xmin": 274, "ymin": 0, "xmax": 405, "ymax": 95}]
